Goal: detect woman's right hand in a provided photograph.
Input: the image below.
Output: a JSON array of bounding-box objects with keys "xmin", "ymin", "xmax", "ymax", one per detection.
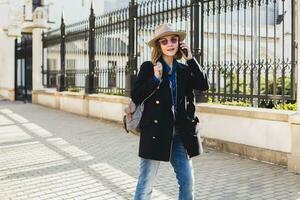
[{"xmin": 153, "ymin": 61, "xmax": 163, "ymax": 80}]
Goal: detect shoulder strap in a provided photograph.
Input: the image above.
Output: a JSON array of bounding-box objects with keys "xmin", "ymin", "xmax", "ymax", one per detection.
[{"xmin": 141, "ymin": 80, "xmax": 161, "ymax": 104}]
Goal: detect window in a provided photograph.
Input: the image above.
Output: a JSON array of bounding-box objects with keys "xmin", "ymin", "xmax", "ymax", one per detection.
[
  {"xmin": 47, "ymin": 59, "xmax": 57, "ymax": 70},
  {"xmin": 46, "ymin": 59, "xmax": 57, "ymax": 87},
  {"xmin": 66, "ymin": 59, "xmax": 76, "ymax": 87},
  {"xmin": 108, "ymin": 61, "xmax": 117, "ymax": 88},
  {"xmin": 32, "ymin": 0, "xmax": 42, "ymax": 10},
  {"xmin": 95, "ymin": 60, "xmax": 100, "ymax": 69},
  {"xmin": 66, "ymin": 59, "xmax": 76, "ymax": 69}
]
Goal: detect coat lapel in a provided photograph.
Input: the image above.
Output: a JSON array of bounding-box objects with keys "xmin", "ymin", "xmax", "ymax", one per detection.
[{"xmin": 176, "ymin": 63, "xmax": 186, "ymax": 105}]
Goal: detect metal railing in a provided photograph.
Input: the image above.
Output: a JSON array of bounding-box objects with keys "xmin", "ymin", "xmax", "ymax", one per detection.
[
  {"xmin": 41, "ymin": 0, "xmax": 297, "ymax": 108},
  {"xmin": 202, "ymin": 0, "xmax": 296, "ymax": 107}
]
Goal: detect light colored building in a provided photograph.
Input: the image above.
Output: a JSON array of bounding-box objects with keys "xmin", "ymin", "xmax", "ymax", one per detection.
[
  {"xmin": 0, "ymin": 0, "xmax": 296, "ymax": 101},
  {"xmin": 0, "ymin": 0, "xmax": 127, "ymax": 100}
]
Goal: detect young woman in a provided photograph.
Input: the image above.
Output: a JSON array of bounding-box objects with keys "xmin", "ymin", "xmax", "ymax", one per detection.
[{"xmin": 131, "ymin": 23, "xmax": 209, "ymax": 200}]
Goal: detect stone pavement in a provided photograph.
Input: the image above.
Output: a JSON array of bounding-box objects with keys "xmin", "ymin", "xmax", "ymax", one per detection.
[{"xmin": 0, "ymin": 100, "xmax": 299, "ymax": 200}]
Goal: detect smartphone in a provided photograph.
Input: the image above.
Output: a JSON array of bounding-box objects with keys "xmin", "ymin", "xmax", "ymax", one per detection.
[
  {"xmin": 179, "ymin": 41, "xmax": 188, "ymax": 57},
  {"xmin": 181, "ymin": 48, "xmax": 188, "ymax": 57}
]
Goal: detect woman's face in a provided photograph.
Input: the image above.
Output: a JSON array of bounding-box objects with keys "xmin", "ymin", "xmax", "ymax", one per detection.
[{"xmin": 158, "ymin": 35, "xmax": 179, "ymax": 57}]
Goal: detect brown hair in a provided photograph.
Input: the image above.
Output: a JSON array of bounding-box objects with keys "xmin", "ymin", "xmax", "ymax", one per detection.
[{"xmin": 151, "ymin": 35, "xmax": 183, "ymax": 65}]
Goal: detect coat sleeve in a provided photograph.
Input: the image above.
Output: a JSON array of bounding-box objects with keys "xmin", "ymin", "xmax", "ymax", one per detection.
[
  {"xmin": 186, "ymin": 57, "xmax": 209, "ymax": 91},
  {"xmin": 130, "ymin": 61, "xmax": 161, "ymax": 105}
]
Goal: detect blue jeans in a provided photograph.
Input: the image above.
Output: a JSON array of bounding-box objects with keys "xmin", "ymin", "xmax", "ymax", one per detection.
[{"xmin": 134, "ymin": 130, "xmax": 194, "ymax": 200}]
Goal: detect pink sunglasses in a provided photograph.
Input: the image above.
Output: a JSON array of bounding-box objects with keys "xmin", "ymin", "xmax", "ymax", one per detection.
[{"xmin": 158, "ymin": 36, "xmax": 179, "ymax": 46}]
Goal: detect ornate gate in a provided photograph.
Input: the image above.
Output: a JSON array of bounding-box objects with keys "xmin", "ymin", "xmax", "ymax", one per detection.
[{"xmin": 15, "ymin": 33, "xmax": 32, "ymax": 102}]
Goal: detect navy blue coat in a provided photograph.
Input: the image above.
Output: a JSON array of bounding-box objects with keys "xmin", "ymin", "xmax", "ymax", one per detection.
[{"xmin": 131, "ymin": 57, "xmax": 209, "ymax": 161}]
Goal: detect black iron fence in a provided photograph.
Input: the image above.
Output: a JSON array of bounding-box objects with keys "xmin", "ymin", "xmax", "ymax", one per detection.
[
  {"xmin": 42, "ymin": 0, "xmax": 297, "ymax": 108},
  {"xmin": 202, "ymin": 0, "xmax": 296, "ymax": 107},
  {"xmin": 42, "ymin": 4, "xmax": 129, "ymax": 95}
]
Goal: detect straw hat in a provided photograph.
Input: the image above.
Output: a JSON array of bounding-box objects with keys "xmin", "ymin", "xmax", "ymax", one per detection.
[{"xmin": 147, "ymin": 23, "xmax": 187, "ymax": 47}]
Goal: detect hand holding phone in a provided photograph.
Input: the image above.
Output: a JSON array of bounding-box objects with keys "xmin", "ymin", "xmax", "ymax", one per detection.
[
  {"xmin": 181, "ymin": 48, "xmax": 188, "ymax": 57},
  {"xmin": 179, "ymin": 42, "xmax": 191, "ymax": 59}
]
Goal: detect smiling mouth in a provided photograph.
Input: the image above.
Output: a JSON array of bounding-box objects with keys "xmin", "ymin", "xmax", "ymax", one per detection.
[{"xmin": 167, "ymin": 48, "xmax": 175, "ymax": 51}]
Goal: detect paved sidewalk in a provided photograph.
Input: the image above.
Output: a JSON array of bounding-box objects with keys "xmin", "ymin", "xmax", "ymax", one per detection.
[{"xmin": 0, "ymin": 100, "xmax": 299, "ymax": 200}]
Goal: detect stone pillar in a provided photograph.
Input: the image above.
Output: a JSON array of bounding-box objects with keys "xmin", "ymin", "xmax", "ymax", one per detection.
[
  {"xmin": 32, "ymin": 28, "xmax": 44, "ymax": 91},
  {"xmin": 32, "ymin": 7, "xmax": 48, "ymax": 92},
  {"xmin": 288, "ymin": 0, "xmax": 300, "ymax": 173},
  {"xmin": 288, "ymin": 115, "xmax": 300, "ymax": 173},
  {"xmin": 297, "ymin": 0, "xmax": 300, "ymax": 116},
  {"xmin": 0, "ymin": 29, "xmax": 17, "ymax": 100}
]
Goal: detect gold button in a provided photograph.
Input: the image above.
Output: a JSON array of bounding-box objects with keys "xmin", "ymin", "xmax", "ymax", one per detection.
[
  {"xmin": 156, "ymin": 100, "xmax": 160, "ymax": 104},
  {"xmin": 154, "ymin": 120, "xmax": 158, "ymax": 123}
]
